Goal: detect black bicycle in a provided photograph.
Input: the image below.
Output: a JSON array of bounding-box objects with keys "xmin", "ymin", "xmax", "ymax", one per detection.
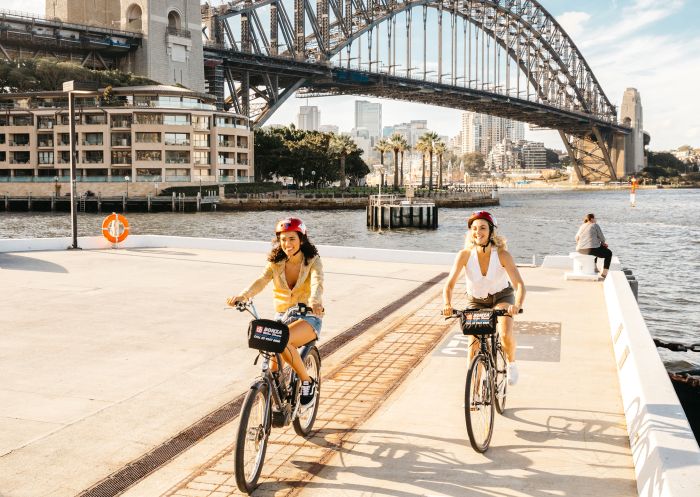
[
  {"xmin": 233, "ymin": 301, "xmax": 321, "ymax": 494},
  {"xmin": 449, "ymin": 307, "xmax": 522, "ymax": 452}
]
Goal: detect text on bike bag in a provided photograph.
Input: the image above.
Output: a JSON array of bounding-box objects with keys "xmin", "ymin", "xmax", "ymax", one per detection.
[
  {"xmin": 247, "ymin": 319, "xmax": 290, "ymax": 353},
  {"xmin": 460, "ymin": 310, "xmax": 497, "ymax": 335}
]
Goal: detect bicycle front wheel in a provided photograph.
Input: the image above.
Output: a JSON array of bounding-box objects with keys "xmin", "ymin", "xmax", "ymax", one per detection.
[
  {"xmin": 494, "ymin": 343, "xmax": 508, "ymax": 414},
  {"xmin": 293, "ymin": 346, "xmax": 321, "ymax": 436},
  {"xmin": 235, "ymin": 381, "xmax": 271, "ymax": 494},
  {"xmin": 465, "ymin": 353, "xmax": 495, "ymax": 452}
]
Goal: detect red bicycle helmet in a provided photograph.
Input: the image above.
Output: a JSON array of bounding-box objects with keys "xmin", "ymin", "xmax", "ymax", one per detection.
[
  {"xmin": 467, "ymin": 211, "xmax": 497, "ymax": 228},
  {"xmin": 275, "ymin": 217, "xmax": 307, "ymax": 236}
]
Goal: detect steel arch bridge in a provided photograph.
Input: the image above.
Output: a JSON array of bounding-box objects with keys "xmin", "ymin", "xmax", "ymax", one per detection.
[{"xmin": 202, "ymin": 0, "xmax": 631, "ymax": 181}]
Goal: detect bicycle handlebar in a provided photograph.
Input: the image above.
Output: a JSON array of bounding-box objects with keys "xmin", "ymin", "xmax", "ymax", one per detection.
[{"xmin": 446, "ymin": 307, "xmax": 523, "ymax": 319}]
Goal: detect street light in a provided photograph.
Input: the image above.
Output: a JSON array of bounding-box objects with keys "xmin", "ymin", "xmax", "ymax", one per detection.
[
  {"xmin": 63, "ymin": 80, "xmax": 98, "ymax": 250},
  {"xmin": 53, "ymin": 175, "xmax": 59, "ymax": 196},
  {"xmin": 311, "ymin": 170, "xmax": 316, "ymax": 189},
  {"xmin": 124, "ymin": 175, "xmax": 130, "ymax": 197},
  {"xmin": 300, "ymin": 167, "xmax": 304, "ymax": 189}
]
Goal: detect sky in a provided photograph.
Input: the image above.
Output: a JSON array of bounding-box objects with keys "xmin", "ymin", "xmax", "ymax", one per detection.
[{"xmin": 5, "ymin": 0, "xmax": 700, "ymax": 150}]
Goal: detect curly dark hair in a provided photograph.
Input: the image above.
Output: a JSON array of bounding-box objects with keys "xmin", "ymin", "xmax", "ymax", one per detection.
[{"xmin": 268, "ymin": 232, "xmax": 319, "ymax": 264}]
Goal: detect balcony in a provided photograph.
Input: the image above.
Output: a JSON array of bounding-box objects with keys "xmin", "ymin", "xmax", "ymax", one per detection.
[
  {"xmin": 111, "ymin": 120, "xmax": 132, "ymax": 129},
  {"xmin": 38, "ymin": 140, "xmax": 54, "ymax": 148},
  {"xmin": 166, "ymin": 26, "xmax": 191, "ymax": 38},
  {"xmin": 82, "ymin": 141, "xmax": 104, "ymax": 146},
  {"xmin": 218, "ymin": 158, "xmax": 235, "ymax": 165}
]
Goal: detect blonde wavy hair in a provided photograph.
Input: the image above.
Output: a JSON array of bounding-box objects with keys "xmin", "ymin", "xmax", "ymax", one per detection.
[{"xmin": 464, "ymin": 227, "xmax": 508, "ymax": 251}]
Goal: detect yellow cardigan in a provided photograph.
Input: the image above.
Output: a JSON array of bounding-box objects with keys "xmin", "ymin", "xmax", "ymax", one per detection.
[{"xmin": 240, "ymin": 255, "xmax": 324, "ymax": 312}]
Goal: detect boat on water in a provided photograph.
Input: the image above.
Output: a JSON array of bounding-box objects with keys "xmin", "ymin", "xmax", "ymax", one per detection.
[{"xmin": 670, "ymin": 370, "xmax": 700, "ymax": 440}]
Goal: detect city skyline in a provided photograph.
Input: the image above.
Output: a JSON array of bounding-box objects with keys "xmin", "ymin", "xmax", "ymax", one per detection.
[{"xmin": 8, "ymin": 0, "xmax": 700, "ymax": 151}]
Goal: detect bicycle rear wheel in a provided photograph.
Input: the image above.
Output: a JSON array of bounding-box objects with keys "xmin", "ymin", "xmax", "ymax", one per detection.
[
  {"xmin": 494, "ymin": 342, "xmax": 508, "ymax": 414},
  {"xmin": 465, "ymin": 354, "xmax": 495, "ymax": 452},
  {"xmin": 235, "ymin": 381, "xmax": 270, "ymax": 493},
  {"xmin": 293, "ymin": 347, "xmax": 321, "ymax": 436}
]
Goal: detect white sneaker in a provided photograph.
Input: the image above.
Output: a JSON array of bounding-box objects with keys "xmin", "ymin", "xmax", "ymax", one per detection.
[{"xmin": 507, "ymin": 362, "xmax": 519, "ymax": 386}]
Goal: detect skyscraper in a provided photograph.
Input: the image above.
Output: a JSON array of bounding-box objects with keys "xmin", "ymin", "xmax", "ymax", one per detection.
[
  {"xmin": 461, "ymin": 111, "xmax": 525, "ymax": 156},
  {"xmin": 297, "ymin": 106, "xmax": 320, "ymax": 131},
  {"xmin": 355, "ymin": 100, "xmax": 382, "ymax": 139}
]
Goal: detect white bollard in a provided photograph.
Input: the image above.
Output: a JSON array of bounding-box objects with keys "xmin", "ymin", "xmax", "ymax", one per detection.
[{"xmin": 565, "ymin": 252, "xmax": 601, "ymax": 281}]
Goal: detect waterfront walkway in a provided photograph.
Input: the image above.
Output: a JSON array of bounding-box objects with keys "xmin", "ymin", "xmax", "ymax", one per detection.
[{"xmin": 0, "ymin": 242, "xmax": 675, "ymax": 496}]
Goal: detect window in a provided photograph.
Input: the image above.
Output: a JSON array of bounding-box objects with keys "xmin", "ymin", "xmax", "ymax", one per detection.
[
  {"xmin": 38, "ymin": 116, "xmax": 55, "ymax": 129},
  {"xmin": 192, "ymin": 115, "xmax": 210, "ymax": 130},
  {"xmin": 0, "ymin": 134, "xmax": 4, "ymax": 145},
  {"xmin": 134, "ymin": 95, "xmax": 157, "ymax": 107},
  {"xmin": 58, "ymin": 133, "xmax": 70, "ymax": 146},
  {"xmin": 136, "ymin": 150, "xmax": 161, "ymax": 161},
  {"xmin": 111, "ymin": 151, "xmax": 132, "ymax": 164},
  {"xmin": 11, "ymin": 151, "xmax": 30, "ymax": 164},
  {"xmin": 217, "ymin": 135, "xmax": 234, "ymax": 147},
  {"xmin": 135, "ymin": 132, "xmax": 161, "ymax": 143},
  {"xmin": 134, "ymin": 113, "xmax": 162, "ymax": 125},
  {"xmin": 164, "ymin": 132, "xmax": 189, "ymax": 146},
  {"xmin": 84, "ymin": 114, "xmax": 107, "ymax": 125},
  {"xmin": 163, "ymin": 114, "xmax": 190, "ymax": 126},
  {"xmin": 83, "ymin": 151, "xmax": 104, "ymax": 164},
  {"xmin": 215, "ymin": 116, "xmax": 236, "ymax": 128},
  {"xmin": 83, "ymin": 133, "xmax": 103, "ymax": 146},
  {"xmin": 12, "ymin": 115, "xmax": 32, "ymax": 126},
  {"xmin": 193, "ymin": 151, "xmax": 210, "ymax": 165},
  {"xmin": 10, "ymin": 134, "xmax": 30, "ymax": 146},
  {"xmin": 38, "ymin": 136, "xmax": 54, "ymax": 147},
  {"xmin": 165, "ymin": 151, "xmax": 189, "ymax": 164},
  {"xmin": 111, "ymin": 133, "xmax": 131, "ymax": 146},
  {"xmin": 39, "ymin": 152, "xmax": 54, "ymax": 164},
  {"xmin": 193, "ymin": 133, "xmax": 210, "ymax": 147},
  {"xmin": 111, "ymin": 115, "xmax": 132, "ymax": 128}
]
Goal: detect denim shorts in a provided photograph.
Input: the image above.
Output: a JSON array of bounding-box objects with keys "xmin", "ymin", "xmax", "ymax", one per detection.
[
  {"xmin": 275, "ymin": 308, "xmax": 322, "ymax": 338},
  {"xmin": 467, "ymin": 285, "xmax": 515, "ymax": 309}
]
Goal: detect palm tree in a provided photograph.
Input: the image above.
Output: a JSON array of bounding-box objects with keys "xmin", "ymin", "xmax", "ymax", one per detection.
[
  {"xmin": 415, "ymin": 135, "xmax": 430, "ymax": 188},
  {"xmin": 417, "ymin": 131, "xmax": 439, "ymax": 190},
  {"xmin": 388, "ymin": 132, "xmax": 405, "ymax": 190},
  {"xmin": 397, "ymin": 136, "xmax": 410, "ymax": 187},
  {"xmin": 434, "ymin": 140, "xmax": 447, "ymax": 189},
  {"xmin": 389, "ymin": 133, "xmax": 408, "ymax": 190},
  {"xmin": 329, "ymin": 134, "xmax": 356, "ymax": 188},
  {"xmin": 373, "ymin": 138, "xmax": 392, "ymax": 187}
]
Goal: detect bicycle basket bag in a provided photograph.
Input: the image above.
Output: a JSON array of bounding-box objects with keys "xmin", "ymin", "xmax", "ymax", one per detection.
[
  {"xmin": 247, "ymin": 319, "xmax": 290, "ymax": 353},
  {"xmin": 460, "ymin": 310, "xmax": 497, "ymax": 335}
]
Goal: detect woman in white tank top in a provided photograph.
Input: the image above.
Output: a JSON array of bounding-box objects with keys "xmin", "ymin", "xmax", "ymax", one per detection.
[{"xmin": 442, "ymin": 211, "xmax": 526, "ymax": 385}]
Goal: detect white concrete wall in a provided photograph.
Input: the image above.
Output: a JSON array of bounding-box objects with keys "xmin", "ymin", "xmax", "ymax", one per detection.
[{"xmin": 604, "ymin": 271, "xmax": 700, "ymax": 497}]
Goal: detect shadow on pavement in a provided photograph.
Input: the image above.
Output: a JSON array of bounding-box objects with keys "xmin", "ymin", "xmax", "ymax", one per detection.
[{"xmin": 0, "ymin": 253, "xmax": 68, "ymax": 273}]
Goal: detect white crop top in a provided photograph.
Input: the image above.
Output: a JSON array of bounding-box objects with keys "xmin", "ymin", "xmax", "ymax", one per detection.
[{"xmin": 465, "ymin": 248, "xmax": 510, "ymax": 299}]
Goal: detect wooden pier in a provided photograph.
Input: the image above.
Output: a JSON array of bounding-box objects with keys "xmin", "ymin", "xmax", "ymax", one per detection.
[
  {"xmin": 1, "ymin": 192, "xmax": 219, "ymax": 213},
  {"xmin": 366, "ymin": 194, "xmax": 438, "ymax": 229}
]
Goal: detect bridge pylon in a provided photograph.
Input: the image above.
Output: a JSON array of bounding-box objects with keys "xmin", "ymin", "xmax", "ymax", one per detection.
[{"xmin": 559, "ymin": 127, "xmax": 628, "ymax": 183}]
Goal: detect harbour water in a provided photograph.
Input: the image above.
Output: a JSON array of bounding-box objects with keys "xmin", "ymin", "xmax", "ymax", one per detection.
[{"xmin": 1, "ymin": 188, "xmax": 698, "ymax": 369}]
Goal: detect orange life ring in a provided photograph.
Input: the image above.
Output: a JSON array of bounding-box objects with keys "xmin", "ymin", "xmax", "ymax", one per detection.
[{"xmin": 101, "ymin": 213, "xmax": 129, "ymax": 244}]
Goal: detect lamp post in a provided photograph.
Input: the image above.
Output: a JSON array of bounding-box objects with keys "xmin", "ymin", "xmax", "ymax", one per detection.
[
  {"xmin": 311, "ymin": 170, "xmax": 316, "ymax": 189},
  {"xmin": 63, "ymin": 80, "xmax": 98, "ymax": 250},
  {"xmin": 124, "ymin": 175, "xmax": 130, "ymax": 197},
  {"xmin": 53, "ymin": 175, "xmax": 59, "ymax": 196},
  {"xmin": 300, "ymin": 167, "xmax": 304, "ymax": 190}
]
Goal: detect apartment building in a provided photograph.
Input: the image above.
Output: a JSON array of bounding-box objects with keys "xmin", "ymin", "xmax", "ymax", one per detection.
[{"xmin": 0, "ymin": 85, "xmax": 253, "ymax": 183}]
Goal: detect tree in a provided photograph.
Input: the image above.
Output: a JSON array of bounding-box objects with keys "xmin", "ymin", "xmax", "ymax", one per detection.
[
  {"xmin": 397, "ymin": 136, "xmax": 410, "ymax": 187},
  {"xmin": 415, "ymin": 135, "xmax": 430, "ymax": 188},
  {"xmin": 329, "ymin": 134, "xmax": 357, "ymax": 188},
  {"xmin": 647, "ymin": 151, "xmax": 685, "ymax": 173},
  {"xmin": 373, "ymin": 138, "xmax": 392, "ymax": 186},
  {"xmin": 462, "ymin": 152, "xmax": 486, "ymax": 176},
  {"xmin": 388, "ymin": 132, "xmax": 408, "ymax": 190},
  {"xmin": 434, "ymin": 140, "xmax": 447, "ymax": 188},
  {"xmin": 416, "ymin": 131, "xmax": 439, "ymax": 190}
]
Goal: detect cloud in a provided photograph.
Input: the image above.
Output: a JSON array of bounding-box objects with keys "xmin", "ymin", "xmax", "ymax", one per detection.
[{"xmin": 556, "ymin": 11, "xmax": 592, "ymax": 38}]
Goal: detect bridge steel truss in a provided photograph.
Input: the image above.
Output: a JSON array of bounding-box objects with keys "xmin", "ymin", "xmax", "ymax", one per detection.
[{"xmin": 204, "ymin": 0, "xmax": 630, "ymax": 181}]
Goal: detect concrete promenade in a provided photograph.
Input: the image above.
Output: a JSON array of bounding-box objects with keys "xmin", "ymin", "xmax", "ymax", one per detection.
[{"xmin": 1, "ymin": 240, "xmax": 698, "ymax": 497}]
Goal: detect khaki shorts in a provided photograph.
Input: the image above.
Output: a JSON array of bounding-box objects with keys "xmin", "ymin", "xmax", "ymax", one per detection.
[{"xmin": 467, "ymin": 285, "xmax": 515, "ymax": 309}]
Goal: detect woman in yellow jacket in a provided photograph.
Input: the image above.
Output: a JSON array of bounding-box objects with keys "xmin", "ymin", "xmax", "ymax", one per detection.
[{"xmin": 227, "ymin": 217, "xmax": 323, "ymax": 406}]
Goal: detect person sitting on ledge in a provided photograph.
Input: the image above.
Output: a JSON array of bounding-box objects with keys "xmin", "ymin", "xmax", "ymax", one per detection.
[{"xmin": 575, "ymin": 213, "xmax": 613, "ymax": 279}]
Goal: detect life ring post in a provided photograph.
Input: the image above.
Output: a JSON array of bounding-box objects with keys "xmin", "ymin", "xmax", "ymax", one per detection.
[{"xmin": 101, "ymin": 212, "xmax": 130, "ymax": 246}]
